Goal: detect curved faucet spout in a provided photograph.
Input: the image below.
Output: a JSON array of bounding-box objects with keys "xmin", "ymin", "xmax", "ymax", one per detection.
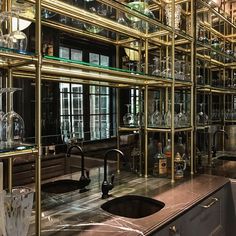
[
  {"xmin": 102, "ymin": 149, "xmax": 124, "ymax": 199},
  {"xmin": 67, "ymin": 145, "xmax": 85, "ymax": 177},
  {"xmin": 104, "ymin": 149, "xmax": 124, "ymax": 182},
  {"xmin": 212, "ymin": 129, "xmax": 229, "ymax": 157}
]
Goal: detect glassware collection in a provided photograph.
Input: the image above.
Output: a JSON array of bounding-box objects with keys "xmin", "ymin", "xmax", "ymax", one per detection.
[
  {"xmin": 0, "ymin": 0, "xmax": 34, "ymax": 52},
  {"xmin": 122, "ymin": 100, "xmax": 190, "ymax": 128}
]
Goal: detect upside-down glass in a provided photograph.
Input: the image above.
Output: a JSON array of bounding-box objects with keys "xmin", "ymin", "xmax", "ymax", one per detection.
[
  {"xmin": 197, "ymin": 103, "xmax": 209, "ymax": 125},
  {"xmin": 149, "ymin": 99, "xmax": 162, "ymax": 127},
  {"xmin": 123, "ymin": 104, "xmax": 135, "ymax": 126},
  {"xmin": 2, "ymin": 88, "xmax": 25, "ymax": 147},
  {"xmin": 3, "ymin": 11, "xmax": 28, "ymax": 52}
]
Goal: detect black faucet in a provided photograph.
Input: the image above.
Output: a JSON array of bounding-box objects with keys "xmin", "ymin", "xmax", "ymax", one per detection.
[
  {"xmin": 212, "ymin": 129, "xmax": 229, "ymax": 157},
  {"xmin": 67, "ymin": 145, "xmax": 91, "ymax": 193},
  {"xmin": 102, "ymin": 149, "xmax": 124, "ymax": 199}
]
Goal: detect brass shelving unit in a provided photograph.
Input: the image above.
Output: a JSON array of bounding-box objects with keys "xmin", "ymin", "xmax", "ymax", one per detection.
[
  {"xmin": 0, "ymin": 0, "xmax": 199, "ymax": 234},
  {"xmin": 195, "ymin": 0, "xmax": 236, "ymax": 168}
]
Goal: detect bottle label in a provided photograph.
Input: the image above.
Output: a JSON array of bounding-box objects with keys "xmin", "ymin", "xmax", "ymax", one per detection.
[{"xmin": 159, "ymin": 158, "xmax": 167, "ymax": 175}]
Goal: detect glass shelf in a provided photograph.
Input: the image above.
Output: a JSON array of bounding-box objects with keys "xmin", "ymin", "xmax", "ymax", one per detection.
[
  {"xmin": 44, "ymin": 55, "xmax": 145, "ymax": 75},
  {"xmin": 0, "ymin": 143, "xmax": 36, "ymax": 158}
]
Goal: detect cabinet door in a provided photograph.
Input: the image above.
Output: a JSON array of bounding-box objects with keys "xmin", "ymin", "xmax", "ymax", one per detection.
[
  {"xmin": 153, "ymin": 217, "xmax": 184, "ymax": 236},
  {"xmin": 184, "ymin": 187, "xmax": 225, "ymax": 236}
]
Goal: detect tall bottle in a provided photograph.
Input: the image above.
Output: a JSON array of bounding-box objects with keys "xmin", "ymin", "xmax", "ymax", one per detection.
[
  {"xmin": 174, "ymin": 136, "xmax": 186, "ymax": 157},
  {"xmin": 153, "ymin": 142, "xmax": 167, "ymax": 177}
]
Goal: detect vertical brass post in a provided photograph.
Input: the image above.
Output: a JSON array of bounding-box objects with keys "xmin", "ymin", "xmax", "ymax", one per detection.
[
  {"xmin": 144, "ymin": 39, "xmax": 149, "ymax": 178},
  {"xmin": 115, "ymin": 45, "xmax": 120, "ymax": 173},
  {"xmin": 144, "ymin": 85, "xmax": 148, "ymax": 178},
  {"xmin": 35, "ymin": 0, "xmax": 42, "ymax": 234},
  {"xmin": 171, "ymin": 0, "xmax": 175, "ymax": 183},
  {"xmin": 191, "ymin": 0, "xmax": 195, "ymax": 175},
  {"xmin": 116, "ymin": 88, "xmax": 120, "ymax": 174}
]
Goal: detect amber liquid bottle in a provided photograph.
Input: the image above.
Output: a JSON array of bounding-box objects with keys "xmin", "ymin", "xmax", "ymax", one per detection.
[{"xmin": 163, "ymin": 139, "xmax": 172, "ymax": 175}]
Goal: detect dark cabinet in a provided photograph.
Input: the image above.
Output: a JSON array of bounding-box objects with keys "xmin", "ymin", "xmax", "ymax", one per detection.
[
  {"xmin": 154, "ymin": 183, "xmax": 236, "ymax": 236},
  {"xmin": 12, "ymin": 154, "xmax": 66, "ymax": 186}
]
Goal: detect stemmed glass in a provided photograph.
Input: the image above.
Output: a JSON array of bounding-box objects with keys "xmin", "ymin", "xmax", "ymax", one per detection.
[
  {"xmin": 83, "ymin": 4, "xmax": 107, "ymax": 33},
  {"xmin": 164, "ymin": 102, "xmax": 171, "ymax": 128},
  {"xmin": 152, "ymin": 57, "xmax": 161, "ymax": 76},
  {"xmin": 1, "ymin": 88, "xmax": 25, "ymax": 148},
  {"xmin": 0, "ymin": 12, "xmax": 10, "ymax": 49},
  {"xmin": 176, "ymin": 103, "xmax": 188, "ymax": 127},
  {"xmin": 149, "ymin": 99, "xmax": 162, "ymax": 127},
  {"xmin": 197, "ymin": 103, "xmax": 208, "ymax": 125},
  {"xmin": 123, "ymin": 104, "xmax": 135, "ymax": 126},
  {"xmin": 7, "ymin": 11, "xmax": 28, "ymax": 52},
  {"xmin": 161, "ymin": 57, "xmax": 173, "ymax": 78},
  {"xmin": 0, "ymin": 88, "xmax": 7, "ymax": 144}
]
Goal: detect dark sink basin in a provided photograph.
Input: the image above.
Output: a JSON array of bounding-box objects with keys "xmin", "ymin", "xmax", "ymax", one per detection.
[
  {"xmin": 41, "ymin": 179, "xmax": 88, "ymax": 194},
  {"xmin": 101, "ymin": 195, "xmax": 165, "ymax": 218},
  {"xmin": 217, "ymin": 156, "xmax": 236, "ymax": 161}
]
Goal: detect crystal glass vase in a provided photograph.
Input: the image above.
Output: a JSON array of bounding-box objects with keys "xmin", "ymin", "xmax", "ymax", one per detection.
[
  {"xmin": 2, "ymin": 88, "xmax": 25, "ymax": 147},
  {"xmin": 0, "ymin": 187, "xmax": 34, "ymax": 236}
]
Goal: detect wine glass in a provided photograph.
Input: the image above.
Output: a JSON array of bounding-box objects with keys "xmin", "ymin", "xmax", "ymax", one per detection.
[
  {"xmin": 149, "ymin": 99, "xmax": 162, "ymax": 127},
  {"xmin": 164, "ymin": 102, "xmax": 171, "ymax": 128},
  {"xmin": 197, "ymin": 103, "xmax": 208, "ymax": 125},
  {"xmin": 2, "ymin": 88, "xmax": 25, "ymax": 148},
  {"xmin": 42, "ymin": 9, "xmax": 56, "ymax": 19},
  {"xmin": 161, "ymin": 57, "xmax": 172, "ymax": 78},
  {"xmin": 84, "ymin": 4, "xmax": 107, "ymax": 33},
  {"xmin": 123, "ymin": 104, "xmax": 135, "ymax": 126},
  {"xmin": 0, "ymin": 12, "xmax": 10, "ymax": 49},
  {"xmin": 0, "ymin": 88, "xmax": 8, "ymax": 144},
  {"xmin": 152, "ymin": 57, "xmax": 161, "ymax": 76},
  {"xmin": 7, "ymin": 11, "xmax": 28, "ymax": 52},
  {"xmin": 176, "ymin": 103, "xmax": 188, "ymax": 127}
]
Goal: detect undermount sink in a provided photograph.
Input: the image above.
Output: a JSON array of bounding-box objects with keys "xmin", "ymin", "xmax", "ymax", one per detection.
[
  {"xmin": 217, "ymin": 156, "xmax": 236, "ymax": 161},
  {"xmin": 101, "ymin": 195, "xmax": 165, "ymax": 219},
  {"xmin": 41, "ymin": 179, "xmax": 89, "ymax": 194}
]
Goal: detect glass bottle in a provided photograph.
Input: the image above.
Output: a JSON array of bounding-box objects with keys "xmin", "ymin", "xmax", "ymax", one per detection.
[
  {"xmin": 153, "ymin": 142, "xmax": 167, "ymax": 177},
  {"xmin": 163, "ymin": 139, "xmax": 172, "ymax": 174},
  {"xmin": 174, "ymin": 136, "xmax": 185, "ymax": 157},
  {"xmin": 174, "ymin": 152, "xmax": 186, "ymax": 179}
]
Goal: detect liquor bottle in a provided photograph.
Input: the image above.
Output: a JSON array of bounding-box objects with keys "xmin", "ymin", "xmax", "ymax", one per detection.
[
  {"xmin": 163, "ymin": 139, "xmax": 172, "ymax": 174},
  {"xmin": 153, "ymin": 142, "xmax": 167, "ymax": 177},
  {"xmin": 174, "ymin": 136, "xmax": 185, "ymax": 157}
]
